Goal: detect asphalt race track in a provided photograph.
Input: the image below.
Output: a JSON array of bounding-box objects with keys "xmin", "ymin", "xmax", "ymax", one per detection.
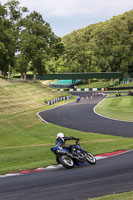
[
  {"xmin": 1, "ymin": 151, "xmax": 133, "ymax": 200},
  {"xmin": 39, "ymin": 92, "xmax": 133, "ymax": 137},
  {"xmin": 1, "ymin": 92, "xmax": 133, "ymax": 200}
]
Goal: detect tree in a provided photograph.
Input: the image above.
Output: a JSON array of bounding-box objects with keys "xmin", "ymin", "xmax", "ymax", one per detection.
[
  {"xmin": 1, "ymin": 1, "xmax": 65, "ymax": 78},
  {"xmin": 61, "ymin": 10, "xmax": 133, "ymax": 74},
  {"xmin": 18, "ymin": 11, "xmax": 64, "ymax": 81},
  {"xmin": 15, "ymin": 53, "xmax": 29, "ymax": 80},
  {"xmin": 0, "ymin": 3, "xmax": 15, "ymax": 76},
  {"xmin": 0, "ymin": 0, "xmax": 28, "ymax": 77}
]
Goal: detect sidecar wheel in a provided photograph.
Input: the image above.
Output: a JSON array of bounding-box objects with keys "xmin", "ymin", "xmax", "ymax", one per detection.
[
  {"xmin": 86, "ymin": 153, "xmax": 96, "ymax": 164},
  {"xmin": 59, "ymin": 155, "xmax": 74, "ymax": 169}
]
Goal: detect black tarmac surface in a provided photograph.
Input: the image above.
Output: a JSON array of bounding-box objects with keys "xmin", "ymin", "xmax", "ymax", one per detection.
[
  {"xmin": 1, "ymin": 151, "xmax": 133, "ymax": 200},
  {"xmin": 39, "ymin": 92, "xmax": 133, "ymax": 137},
  {"xmin": 1, "ymin": 92, "xmax": 133, "ymax": 200}
]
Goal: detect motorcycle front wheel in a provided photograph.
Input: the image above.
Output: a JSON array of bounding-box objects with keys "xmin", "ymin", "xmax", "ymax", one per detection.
[
  {"xmin": 59, "ymin": 155, "xmax": 74, "ymax": 169},
  {"xmin": 85, "ymin": 152, "xmax": 96, "ymax": 164}
]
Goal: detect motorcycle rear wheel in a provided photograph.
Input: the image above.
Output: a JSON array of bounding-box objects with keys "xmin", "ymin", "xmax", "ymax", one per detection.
[
  {"xmin": 59, "ymin": 155, "xmax": 74, "ymax": 169},
  {"xmin": 85, "ymin": 152, "xmax": 96, "ymax": 164}
]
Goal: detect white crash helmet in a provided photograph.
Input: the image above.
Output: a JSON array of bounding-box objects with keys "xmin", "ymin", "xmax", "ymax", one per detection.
[{"xmin": 57, "ymin": 132, "xmax": 64, "ymax": 138}]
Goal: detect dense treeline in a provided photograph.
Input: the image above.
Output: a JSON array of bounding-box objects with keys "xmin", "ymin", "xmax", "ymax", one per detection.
[
  {"xmin": 0, "ymin": 0, "xmax": 64, "ymax": 80},
  {"xmin": 0, "ymin": 1, "xmax": 133, "ymax": 78},
  {"xmin": 51, "ymin": 10, "xmax": 133, "ymax": 74}
]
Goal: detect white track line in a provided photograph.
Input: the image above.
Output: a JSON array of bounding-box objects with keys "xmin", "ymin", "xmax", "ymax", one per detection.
[
  {"xmin": 94, "ymin": 95, "xmax": 133, "ymax": 123},
  {"xmin": 37, "ymin": 100, "xmax": 75, "ymax": 124}
]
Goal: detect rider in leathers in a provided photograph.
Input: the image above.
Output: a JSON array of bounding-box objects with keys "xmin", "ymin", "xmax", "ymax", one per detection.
[{"xmin": 55, "ymin": 132, "xmax": 79, "ymax": 156}]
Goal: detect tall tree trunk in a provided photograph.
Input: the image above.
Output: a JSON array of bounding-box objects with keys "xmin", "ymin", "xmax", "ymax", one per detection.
[
  {"xmin": 21, "ymin": 74, "xmax": 23, "ymax": 80},
  {"xmin": 33, "ymin": 73, "xmax": 36, "ymax": 82},
  {"xmin": 24, "ymin": 74, "xmax": 26, "ymax": 81},
  {"xmin": 8, "ymin": 64, "xmax": 11, "ymax": 82}
]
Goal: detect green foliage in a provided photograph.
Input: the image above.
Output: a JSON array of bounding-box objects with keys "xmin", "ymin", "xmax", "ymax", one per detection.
[
  {"xmin": 1, "ymin": 1, "xmax": 133, "ymax": 76},
  {"xmin": 0, "ymin": 0, "xmax": 64, "ymax": 80},
  {"xmin": 18, "ymin": 10, "xmax": 64, "ymax": 79},
  {"xmin": 0, "ymin": 0, "xmax": 28, "ymax": 76},
  {"xmin": 0, "ymin": 4, "xmax": 15, "ymax": 74},
  {"xmin": 61, "ymin": 10, "xmax": 133, "ymax": 73}
]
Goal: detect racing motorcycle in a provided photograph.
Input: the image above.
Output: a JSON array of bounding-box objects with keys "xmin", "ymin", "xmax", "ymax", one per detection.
[
  {"xmin": 128, "ymin": 90, "xmax": 133, "ymax": 96},
  {"xmin": 76, "ymin": 96, "xmax": 80, "ymax": 103},
  {"xmin": 51, "ymin": 140, "xmax": 96, "ymax": 169}
]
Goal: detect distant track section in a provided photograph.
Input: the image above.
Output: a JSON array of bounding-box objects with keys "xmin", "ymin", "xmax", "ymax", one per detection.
[{"xmin": 38, "ymin": 92, "xmax": 133, "ymax": 137}]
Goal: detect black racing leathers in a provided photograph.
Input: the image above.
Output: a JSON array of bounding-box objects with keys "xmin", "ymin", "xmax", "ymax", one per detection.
[{"xmin": 55, "ymin": 136, "xmax": 79, "ymax": 146}]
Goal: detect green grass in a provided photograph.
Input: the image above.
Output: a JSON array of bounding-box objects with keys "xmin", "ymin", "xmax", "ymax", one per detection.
[
  {"xmin": 1, "ymin": 113, "xmax": 133, "ymax": 175},
  {"xmin": 0, "ymin": 82, "xmax": 69, "ymax": 114},
  {"xmin": 95, "ymin": 96, "xmax": 133, "ymax": 121},
  {"xmin": 91, "ymin": 191, "xmax": 133, "ymax": 200},
  {"xmin": 0, "ymin": 81, "xmax": 133, "ymax": 175},
  {"xmin": 112, "ymin": 82, "xmax": 133, "ymax": 88},
  {"xmin": 78, "ymin": 81, "xmax": 110, "ymax": 89},
  {"xmin": 77, "ymin": 80, "xmax": 133, "ymax": 89}
]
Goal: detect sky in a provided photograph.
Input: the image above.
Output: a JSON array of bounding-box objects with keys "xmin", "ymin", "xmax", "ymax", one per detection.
[{"xmin": 1, "ymin": 0, "xmax": 133, "ymax": 37}]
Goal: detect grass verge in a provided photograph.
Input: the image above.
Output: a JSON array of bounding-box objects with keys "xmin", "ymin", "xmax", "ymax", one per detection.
[
  {"xmin": 1, "ymin": 103, "xmax": 133, "ymax": 175},
  {"xmin": 0, "ymin": 81, "xmax": 133, "ymax": 175},
  {"xmin": 77, "ymin": 81, "xmax": 110, "ymax": 89},
  {"xmin": 1, "ymin": 113, "xmax": 133, "ymax": 175},
  {"xmin": 95, "ymin": 95, "xmax": 133, "ymax": 122},
  {"xmin": 90, "ymin": 191, "xmax": 133, "ymax": 200}
]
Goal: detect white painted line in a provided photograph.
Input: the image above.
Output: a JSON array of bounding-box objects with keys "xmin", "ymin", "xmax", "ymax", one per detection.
[
  {"xmin": 95, "ymin": 156, "xmax": 107, "ymax": 160},
  {"xmin": 46, "ymin": 165, "xmax": 57, "ymax": 169},
  {"xmin": 93, "ymin": 95, "xmax": 133, "ymax": 123},
  {"xmin": 37, "ymin": 100, "xmax": 75, "ymax": 124},
  {"xmin": 37, "ymin": 167, "xmax": 47, "ymax": 170},
  {"xmin": 37, "ymin": 112, "xmax": 49, "ymax": 124},
  {"xmin": 0, "ymin": 173, "xmax": 23, "ymax": 178},
  {"xmin": 46, "ymin": 165, "xmax": 63, "ymax": 169}
]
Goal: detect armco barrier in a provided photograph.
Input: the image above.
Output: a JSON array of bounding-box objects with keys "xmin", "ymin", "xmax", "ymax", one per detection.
[
  {"xmin": 59, "ymin": 87, "xmax": 133, "ymax": 92},
  {"xmin": 59, "ymin": 88, "xmax": 105, "ymax": 92},
  {"xmin": 46, "ymin": 96, "xmax": 72, "ymax": 105}
]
